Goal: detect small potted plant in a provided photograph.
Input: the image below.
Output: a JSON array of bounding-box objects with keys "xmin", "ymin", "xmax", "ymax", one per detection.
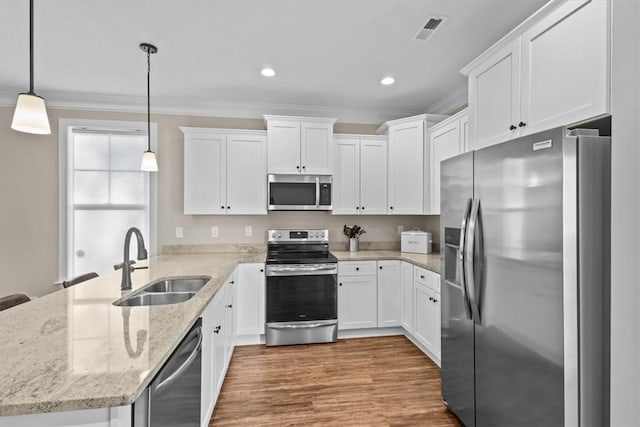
[{"xmin": 343, "ymin": 224, "xmax": 365, "ymax": 252}]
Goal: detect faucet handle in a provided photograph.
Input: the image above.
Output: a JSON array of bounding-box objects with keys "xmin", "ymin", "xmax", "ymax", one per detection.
[{"xmin": 114, "ymin": 260, "xmax": 136, "ymax": 271}]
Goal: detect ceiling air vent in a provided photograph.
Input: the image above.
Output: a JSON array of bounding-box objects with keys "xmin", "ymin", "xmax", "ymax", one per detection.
[{"xmin": 414, "ymin": 16, "xmax": 446, "ymax": 41}]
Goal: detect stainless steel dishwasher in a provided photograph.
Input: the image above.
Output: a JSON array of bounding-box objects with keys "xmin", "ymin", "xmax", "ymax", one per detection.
[{"xmin": 133, "ymin": 319, "xmax": 202, "ymax": 426}]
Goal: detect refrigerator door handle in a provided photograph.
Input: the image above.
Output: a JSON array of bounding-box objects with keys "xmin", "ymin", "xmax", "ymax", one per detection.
[
  {"xmin": 465, "ymin": 198, "xmax": 482, "ymax": 324},
  {"xmin": 458, "ymin": 198, "xmax": 473, "ymax": 320}
]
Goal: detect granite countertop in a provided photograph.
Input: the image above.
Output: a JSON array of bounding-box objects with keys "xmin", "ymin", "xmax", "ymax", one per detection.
[
  {"xmin": 0, "ymin": 252, "xmax": 265, "ymax": 417},
  {"xmin": 0, "ymin": 249, "xmax": 440, "ymax": 417},
  {"xmin": 332, "ymin": 250, "xmax": 441, "ymax": 273}
]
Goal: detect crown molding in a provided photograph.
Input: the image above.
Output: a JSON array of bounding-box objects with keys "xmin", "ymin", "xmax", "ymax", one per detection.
[
  {"xmin": 425, "ymin": 85, "xmax": 468, "ymax": 115},
  {"xmin": 376, "ymin": 113, "xmax": 449, "ymax": 135},
  {"xmin": 0, "ymin": 90, "xmax": 423, "ymax": 125},
  {"xmin": 180, "ymin": 126, "xmax": 266, "ymax": 136},
  {"xmin": 263, "ymin": 115, "xmax": 337, "ymax": 125}
]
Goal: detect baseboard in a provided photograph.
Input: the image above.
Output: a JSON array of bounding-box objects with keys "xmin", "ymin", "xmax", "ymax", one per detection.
[
  {"xmin": 404, "ymin": 332, "xmax": 441, "ymax": 367},
  {"xmin": 338, "ymin": 327, "xmax": 404, "ymax": 339}
]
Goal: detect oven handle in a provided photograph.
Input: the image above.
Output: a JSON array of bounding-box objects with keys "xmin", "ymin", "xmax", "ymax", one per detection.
[
  {"xmin": 266, "ymin": 320, "xmax": 337, "ymax": 329},
  {"xmin": 266, "ymin": 264, "xmax": 337, "ymax": 276}
]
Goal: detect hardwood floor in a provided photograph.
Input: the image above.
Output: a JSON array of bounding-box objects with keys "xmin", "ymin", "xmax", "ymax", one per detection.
[{"xmin": 210, "ymin": 336, "xmax": 462, "ymax": 426}]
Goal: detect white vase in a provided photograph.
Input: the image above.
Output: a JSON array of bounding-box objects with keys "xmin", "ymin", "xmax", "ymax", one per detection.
[{"xmin": 349, "ymin": 238, "xmax": 359, "ymax": 252}]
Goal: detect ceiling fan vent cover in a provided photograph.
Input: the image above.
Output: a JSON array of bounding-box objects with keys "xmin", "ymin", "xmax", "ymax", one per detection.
[{"xmin": 414, "ymin": 17, "xmax": 445, "ymax": 41}]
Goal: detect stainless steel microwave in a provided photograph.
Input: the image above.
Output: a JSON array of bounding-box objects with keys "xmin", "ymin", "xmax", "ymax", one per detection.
[{"xmin": 267, "ymin": 174, "xmax": 332, "ymax": 211}]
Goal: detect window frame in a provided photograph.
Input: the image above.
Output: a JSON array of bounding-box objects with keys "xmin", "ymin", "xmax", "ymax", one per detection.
[{"xmin": 58, "ymin": 118, "xmax": 158, "ymax": 280}]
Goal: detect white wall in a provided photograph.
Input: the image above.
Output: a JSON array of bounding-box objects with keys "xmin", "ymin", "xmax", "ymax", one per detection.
[{"xmin": 610, "ymin": 0, "xmax": 640, "ymax": 425}]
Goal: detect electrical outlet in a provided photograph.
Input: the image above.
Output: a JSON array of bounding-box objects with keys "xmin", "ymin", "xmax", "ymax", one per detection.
[
  {"xmin": 211, "ymin": 226, "xmax": 219, "ymax": 238},
  {"xmin": 398, "ymin": 225, "xmax": 404, "ymax": 235},
  {"xmin": 244, "ymin": 225, "xmax": 253, "ymax": 237},
  {"xmin": 175, "ymin": 227, "xmax": 183, "ymax": 238}
]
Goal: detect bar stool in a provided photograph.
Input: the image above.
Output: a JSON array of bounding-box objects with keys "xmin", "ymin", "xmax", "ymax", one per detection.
[
  {"xmin": 0, "ymin": 293, "xmax": 31, "ymax": 312},
  {"xmin": 55, "ymin": 272, "xmax": 99, "ymax": 289}
]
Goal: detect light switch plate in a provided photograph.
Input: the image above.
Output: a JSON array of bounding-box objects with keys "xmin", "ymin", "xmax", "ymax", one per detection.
[
  {"xmin": 211, "ymin": 226, "xmax": 219, "ymax": 238},
  {"xmin": 175, "ymin": 227, "xmax": 183, "ymax": 238},
  {"xmin": 244, "ymin": 226, "xmax": 252, "ymax": 237}
]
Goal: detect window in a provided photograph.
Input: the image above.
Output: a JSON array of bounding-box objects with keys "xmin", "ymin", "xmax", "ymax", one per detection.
[{"xmin": 59, "ymin": 119, "xmax": 157, "ymax": 279}]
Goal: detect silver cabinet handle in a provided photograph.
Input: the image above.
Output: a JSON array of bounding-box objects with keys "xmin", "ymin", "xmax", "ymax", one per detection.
[
  {"xmin": 465, "ymin": 198, "xmax": 482, "ymax": 324},
  {"xmin": 152, "ymin": 326, "xmax": 202, "ymax": 393},
  {"xmin": 459, "ymin": 198, "xmax": 473, "ymax": 320}
]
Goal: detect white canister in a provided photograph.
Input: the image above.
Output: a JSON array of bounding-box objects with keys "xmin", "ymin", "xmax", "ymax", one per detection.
[{"xmin": 401, "ymin": 230, "xmax": 432, "ymax": 254}]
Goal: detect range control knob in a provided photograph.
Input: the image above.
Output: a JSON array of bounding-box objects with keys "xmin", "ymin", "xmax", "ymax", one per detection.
[
  {"xmin": 321, "ymin": 232, "xmax": 325, "ymax": 238},
  {"xmin": 271, "ymin": 232, "xmax": 276, "ymax": 238},
  {"xmin": 277, "ymin": 233, "xmax": 282, "ymax": 239}
]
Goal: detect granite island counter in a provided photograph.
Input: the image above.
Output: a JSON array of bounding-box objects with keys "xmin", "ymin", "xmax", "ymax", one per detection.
[{"xmin": 0, "ymin": 252, "xmax": 265, "ymax": 419}]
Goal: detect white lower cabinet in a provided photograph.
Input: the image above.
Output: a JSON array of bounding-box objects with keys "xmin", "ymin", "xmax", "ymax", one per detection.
[
  {"xmin": 338, "ymin": 261, "xmax": 378, "ymax": 330},
  {"xmin": 412, "ymin": 267, "xmax": 441, "ymax": 362},
  {"xmin": 201, "ymin": 272, "xmax": 236, "ymax": 427},
  {"xmin": 235, "ymin": 263, "xmax": 265, "ymax": 337},
  {"xmin": 400, "ymin": 262, "xmax": 414, "ymax": 333},
  {"xmin": 377, "ymin": 260, "xmax": 401, "ymax": 327}
]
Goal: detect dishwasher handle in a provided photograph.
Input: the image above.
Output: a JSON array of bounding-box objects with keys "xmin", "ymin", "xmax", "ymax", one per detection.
[{"xmin": 152, "ymin": 326, "xmax": 202, "ymax": 394}]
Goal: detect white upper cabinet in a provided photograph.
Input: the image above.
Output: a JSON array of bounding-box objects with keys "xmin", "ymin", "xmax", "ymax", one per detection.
[
  {"xmin": 226, "ymin": 134, "xmax": 267, "ymax": 214},
  {"xmin": 266, "ymin": 120, "xmax": 300, "ymax": 174},
  {"xmin": 377, "ymin": 114, "xmax": 447, "ymax": 215},
  {"xmin": 468, "ymin": 40, "xmax": 521, "ymax": 150},
  {"xmin": 520, "ymin": 0, "xmax": 609, "ymax": 135},
  {"xmin": 184, "ymin": 134, "xmax": 226, "ymax": 215},
  {"xmin": 463, "ymin": 0, "xmax": 610, "ymax": 150},
  {"xmin": 265, "ymin": 116, "xmax": 336, "ymax": 175},
  {"xmin": 182, "ymin": 128, "xmax": 267, "ymax": 215},
  {"xmin": 333, "ymin": 135, "xmax": 387, "ymax": 215},
  {"xmin": 429, "ymin": 109, "xmax": 467, "ymax": 214}
]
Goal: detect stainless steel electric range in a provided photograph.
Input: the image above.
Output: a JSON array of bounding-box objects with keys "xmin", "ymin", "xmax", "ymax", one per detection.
[{"xmin": 265, "ymin": 229, "xmax": 338, "ymax": 346}]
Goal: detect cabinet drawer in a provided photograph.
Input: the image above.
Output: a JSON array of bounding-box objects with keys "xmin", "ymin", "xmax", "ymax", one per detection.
[
  {"xmin": 338, "ymin": 261, "xmax": 377, "ymax": 276},
  {"xmin": 414, "ymin": 266, "xmax": 440, "ymax": 292}
]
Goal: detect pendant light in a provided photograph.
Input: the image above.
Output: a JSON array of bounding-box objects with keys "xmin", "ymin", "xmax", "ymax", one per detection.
[
  {"xmin": 11, "ymin": 0, "xmax": 51, "ymax": 135},
  {"xmin": 140, "ymin": 42, "xmax": 158, "ymax": 172}
]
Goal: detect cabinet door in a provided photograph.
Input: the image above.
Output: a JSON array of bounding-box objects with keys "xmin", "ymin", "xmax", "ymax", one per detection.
[
  {"xmin": 184, "ymin": 135, "xmax": 226, "ymax": 215},
  {"xmin": 235, "ymin": 263, "xmax": 266, "ymax": 336},
  {"xmin": 360, "ymin": 139, "xmax": 388, "ymax": 215},
  {"xmin": 267, "ymin": 120, "xmax": 301, "ymax": 174},
  {"xmin": 226, "ymin": 134, "xmax": 267, "ymax": 214},
  {"xmin": 213, "ymin": 303, "xmax": 226, "ymax": 396},
  {"xmin": 333, "ymin": 138, "xmax": 360, "ymax": 215},
  {"xmin": 338, "ymin": 275, "xmax": 377, "ymax": 330},
  {"xmin": 387, "ymin": 121, "xmax": 424, "ymax": 214},
  {"xmin": 401, "ymin": 262, "xmax": 414, "ymax": 333},
  {"xmin": 433, "ymin": 291, "xmax": 441, "ymax": 361},
  {"xmin": 430, "ymin": 120, "xmax": 461, "ymax": 215},
  {"xmin": 414, "ymin": 282, "xmax": 437, "ymax": 353},
  {"xmin": 377, "ymin": 260, "xmax": 402, "ymax": 327},
  {"xmin": 301, "ymin": 122, "xmax": 333, "ymax": 174},
  {"xmin": 520, "ymin": 0, "xmax": 608, "ymax": 136},
  {"xmin": 469, "ymin": 39, "xmax": 521, "ymax": 150},
  {"xmin": 224, "ymin": 282, "xmax": 235, "ymax": 364}
]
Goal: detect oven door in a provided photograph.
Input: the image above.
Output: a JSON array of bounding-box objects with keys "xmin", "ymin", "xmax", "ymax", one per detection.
[{"xmin": 265, "ymin": 264, "xmax": 338, "ymax": 345}]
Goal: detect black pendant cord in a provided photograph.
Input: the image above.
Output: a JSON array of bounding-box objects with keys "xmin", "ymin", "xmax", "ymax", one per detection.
[
  {"xmin": 146, "ymin": 50, "xmax": 151, "ymax": 152},
  {"xmin": 29, "ymin": 0, "xmax": 34, "ymax": 94}
]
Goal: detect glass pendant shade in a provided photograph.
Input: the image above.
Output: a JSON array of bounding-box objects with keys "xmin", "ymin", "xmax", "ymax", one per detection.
[
  {"xmin": 11, "ymin": 93, "xmax": 51, "ymax": 135},
  {"xmin": 140, "ymin": 150, "xmax": 158, "ymax": 172}
]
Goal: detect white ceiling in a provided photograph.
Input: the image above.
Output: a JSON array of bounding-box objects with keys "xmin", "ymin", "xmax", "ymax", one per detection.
[{"xmin": 0, "ymin": 0, "xmax": 548, "ymax": 123}]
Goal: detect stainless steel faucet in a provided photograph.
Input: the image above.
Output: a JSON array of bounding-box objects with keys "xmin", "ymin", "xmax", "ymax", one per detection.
[{"xmin": 114, "ymin": 227, "xmax": 149, "ymax": 291}]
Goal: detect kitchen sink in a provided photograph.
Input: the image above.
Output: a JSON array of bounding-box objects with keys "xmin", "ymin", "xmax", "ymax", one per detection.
[
  {"xmin": 114, "ymin": 292, "xmax": 196, "ymax": 307},
  {"xmin": 143, "ymin": 277, "xmax": 210, "ymax": 293},
  {"xmin": 112, "ymin": 275, "xmax": 211, "ymax": 307}
]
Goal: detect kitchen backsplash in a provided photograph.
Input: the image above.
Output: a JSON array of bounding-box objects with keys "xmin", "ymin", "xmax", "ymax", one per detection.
[{"xmin": 160, "ymin": 212, "xmax": 440, "ymax": 253}]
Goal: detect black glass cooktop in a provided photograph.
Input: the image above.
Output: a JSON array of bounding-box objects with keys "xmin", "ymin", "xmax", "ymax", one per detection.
[{"xmin": 266, "ymin": 244, "xmax": 337, "ymax": 265}]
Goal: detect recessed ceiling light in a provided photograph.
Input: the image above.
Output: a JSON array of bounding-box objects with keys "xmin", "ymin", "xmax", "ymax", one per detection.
[
  {"xmin": 261, "ymin": 68, "xmax": 276, "ymax": 77},
  {"xmin": 381, "ymin": 76, "xmax": 395, "ymax": 86}
]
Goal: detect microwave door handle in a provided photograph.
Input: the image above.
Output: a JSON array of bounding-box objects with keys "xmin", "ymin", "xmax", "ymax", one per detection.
[{"xmin": 315, "ymin": 176, "xmax": 320, "ymax": 208}]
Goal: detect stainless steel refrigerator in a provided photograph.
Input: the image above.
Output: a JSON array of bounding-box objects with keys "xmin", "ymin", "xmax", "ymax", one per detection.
[{"xmin": 440, "ymin": 126, "xmax": 610, "ymax": 427}]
